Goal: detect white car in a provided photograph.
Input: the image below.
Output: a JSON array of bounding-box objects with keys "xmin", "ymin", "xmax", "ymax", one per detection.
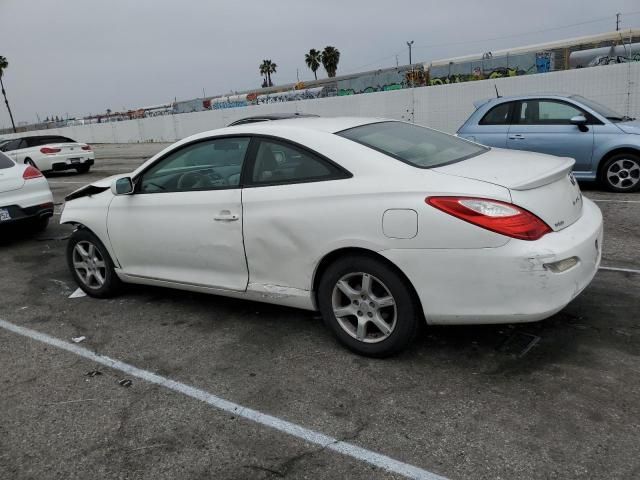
[
  {"xmin": 61, "ymin": 118, "xmax": 603, "ymax": 356},
  {"xmin": 0, "ymin": 151, "xmax": 54, "ymax": 230},
  {"xmin": 0, "ymin": 135, "xmax": 95, "ymax": 173}
]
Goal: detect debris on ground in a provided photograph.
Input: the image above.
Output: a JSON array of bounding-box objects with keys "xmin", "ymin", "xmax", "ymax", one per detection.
[
  {"xmin": 86, "ymin": 370, "xmax": 102, "ymax": 377},
  {"xmin": 118, "ymin": 379, "xmax": 133, "ymax": 388},
  {"xmin": 69, "ymin": 288, "xmax": 87, "ymax": 299},
  {"xmin": 71, "ymin": 336, "xmax": 86, "ymax": 343}
]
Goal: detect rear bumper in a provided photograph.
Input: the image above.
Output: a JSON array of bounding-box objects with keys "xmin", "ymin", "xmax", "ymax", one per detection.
[
  {"xmin": 51, "ymin": 158, "xmax": 94, "ymax": 171},
  {"xmin": 381, "ymin": 198, "xmax": 603, "ymax": 325},
  {"xmin": 0, "ymin": 202, "xmax": 54, "ymax": 224}
]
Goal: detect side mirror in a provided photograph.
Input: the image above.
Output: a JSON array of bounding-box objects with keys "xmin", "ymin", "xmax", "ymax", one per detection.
[
  {"xmin": 111, "ymin": 177, "xmax": 134, "ymax": 195},
  {"xmin": 570, "ymin": 115, "xmax": 589, "ymax": 132}
]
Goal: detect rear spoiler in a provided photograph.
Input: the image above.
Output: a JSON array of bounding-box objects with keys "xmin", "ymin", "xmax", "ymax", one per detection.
[{"xmin": 473, "ymin": 98, "xmax": 493, "ymax": 109}]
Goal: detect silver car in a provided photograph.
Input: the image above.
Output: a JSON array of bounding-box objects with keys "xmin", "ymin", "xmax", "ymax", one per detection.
[{"xmin": 457, "ymin": 94, "xmax": 640, "ymax": 192}]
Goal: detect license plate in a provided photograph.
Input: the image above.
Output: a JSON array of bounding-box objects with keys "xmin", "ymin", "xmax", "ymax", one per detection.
[
  {"xmin": 69, "ymin": 158, "xmax": 81, "ymax": 164},
  {"xmin": 0, "ymin": 208, "xmax": 11, "ymax": 221}
]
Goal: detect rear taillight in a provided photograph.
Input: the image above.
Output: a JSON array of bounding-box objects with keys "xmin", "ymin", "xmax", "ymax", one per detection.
[
  {"xmin": 81, "ymin": 145, "xmax": 92, "ymax": 151},
  {"xmin": 40, "ymin": 147, "xmax": 61, "ymax": 154},
  {"xmin": 426, "ymin": 196, "xmax": 552, "ymax": 241},
  {"xmin": 23, "ymin": 165, "xmax": 43, "ymax": 180}
]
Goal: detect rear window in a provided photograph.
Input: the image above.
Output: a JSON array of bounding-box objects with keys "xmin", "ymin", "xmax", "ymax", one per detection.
[
  {"xmin": 480, "ymin": 102, "xmax": 513, "ymax": 125},
  {"xmin": 337, "ymin": 121, "xmax": 488, "ymax": 168},
  {"xmin": 0, "ymin": 151, "xmax": 15, "ymax": 169}
]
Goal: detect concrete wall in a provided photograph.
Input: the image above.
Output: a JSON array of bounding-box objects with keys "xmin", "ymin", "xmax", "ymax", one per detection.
[{"xmin": 2, "ymin": 62, "xmax": 638, "ymax": 144}]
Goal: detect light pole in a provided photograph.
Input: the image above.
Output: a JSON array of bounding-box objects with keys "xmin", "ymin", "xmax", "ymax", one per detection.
[{"xmin": 407, "ymin": 40, "xmax": 414, "ymax": 65}]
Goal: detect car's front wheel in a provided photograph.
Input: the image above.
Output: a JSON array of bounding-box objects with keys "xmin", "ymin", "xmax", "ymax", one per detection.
[
  {"xmin": 66, "ymin": 228, "xmax": 121, "ymax": 297},
  {"xmin": 600, "ymin": 153, "xmax": 640, "ymax": 192},
  {"xmin": 317, "ymin": 255, "xmax": 419, "ymax": 357}
]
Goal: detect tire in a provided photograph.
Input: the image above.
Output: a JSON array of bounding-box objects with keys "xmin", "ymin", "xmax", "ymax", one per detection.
[
  {"xmin": 66, "ymin": 228, "xmax": 121, "ymax": 298},
  {"xmin": 599, "ymin": 153, "xmax": 640, "ymax": 192},
  {"xmin": 75, "ymin": 164, "xmax": 91, "ymax": 174},
  {"xmin": 317, "ymin": 255, "xmax": 419, "ymax": 357}
]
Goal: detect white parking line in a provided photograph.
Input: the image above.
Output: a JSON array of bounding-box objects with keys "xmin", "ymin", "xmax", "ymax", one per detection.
[
  {"xmin": 599, "ymin": 266, "xmax": 640, "ymax": 274},
  {"xmin": 0, "ymin": 318, "xmax": 447, "ymax": 480},
  {"xmin": 590, "ymin": 199, "xmax": 640, "ymax": 204}
]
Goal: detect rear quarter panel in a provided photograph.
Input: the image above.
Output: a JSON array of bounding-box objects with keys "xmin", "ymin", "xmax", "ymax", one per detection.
[{"xmin": 241, "ymin": 130, "xmax": 513, "ymax": 292}]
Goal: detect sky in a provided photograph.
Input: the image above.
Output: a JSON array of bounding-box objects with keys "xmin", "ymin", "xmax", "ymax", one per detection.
[{"xmin": 1, "ymin": 0, "xmax": 639, "ymax": 128}]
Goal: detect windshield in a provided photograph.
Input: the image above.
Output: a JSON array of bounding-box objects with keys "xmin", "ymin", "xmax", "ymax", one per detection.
[
  {"xmin": 571, "ymin": 95, "xmax": 635, "ymax": 122},
  {"xmin": 337, "ymin": 121, "xmax": 488, "ymax": 168}
]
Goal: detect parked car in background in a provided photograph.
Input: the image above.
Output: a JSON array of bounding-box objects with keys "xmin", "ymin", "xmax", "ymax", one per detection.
[
  {"xmin": 0, "ymin": 151, "xmax": 53, "ymax": 231},
  {"xmin": 61, "ymin": 117, "xmax": 602, "ymax": 357},
  {"xmin": 227, "ymin": 112, "xmax": 319, "ymax": 126},
  {"xmin": 0, "ymin": 135, "xmax": 95, "ymax": 174},
  {"xmin": 457, "ymin": 94, "xmax": 640, "ymax": 192}
]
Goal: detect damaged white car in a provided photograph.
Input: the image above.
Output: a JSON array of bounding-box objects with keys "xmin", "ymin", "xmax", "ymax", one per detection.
[{"xmin": 61, "ymin": 118, "xmax": 603, "ymax": 356}]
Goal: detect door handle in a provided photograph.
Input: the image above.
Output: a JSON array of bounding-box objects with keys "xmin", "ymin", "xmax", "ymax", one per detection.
[
  {"xmin": 508, "ymin": 134, "xmax": 525, "ymax": 140},
  {"xmin": 214, "ymin": 211, "xmax": 239, "ymax": 222}
]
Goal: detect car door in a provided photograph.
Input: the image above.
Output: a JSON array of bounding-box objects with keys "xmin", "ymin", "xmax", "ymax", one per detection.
[
  {"xmin": 241, "ymin": 137, "xmax": 351, "ymax": 291},
  {"xmin": 458, "ymin": 101, "xmax": 515, "ymax": 148},
  {"xmin": 106, "ymin": 136, "xmax": 251, "ymax": 291},
  {"xmin": 506, "ymin": 99, "xmax": 594, "ymax": 171}
]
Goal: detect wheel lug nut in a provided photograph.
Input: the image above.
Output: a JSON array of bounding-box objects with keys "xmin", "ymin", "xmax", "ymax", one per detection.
[
  {"xmin": 353, "ymin": 300, "xmax": 359, "ymax": 305},
  {"xmin": 357, "ymin": 311, "xmax": 363, "ymax": 316},
  {"xmin": 367, "ymin": 312, "xmax": 373, "ymax": 318},
  {"xmin": 369, "ymin": 302, "xmax": 374, "ymax": 307}
]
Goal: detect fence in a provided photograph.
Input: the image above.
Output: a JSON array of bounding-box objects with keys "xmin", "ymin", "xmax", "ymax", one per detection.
[{"xmin": 1, "ymin": 62, "xmax": 638, "ymax": 144}]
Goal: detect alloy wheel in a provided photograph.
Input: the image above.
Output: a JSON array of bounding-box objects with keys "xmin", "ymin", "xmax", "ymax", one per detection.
[
  {"xmin": 606, "ymin": 159, "xmax": 640, "ymax": 190},
  {"xmin": 331, "ymin": 272, "xmax": 397, "ymax": 343},
  {"xmin": 72, "ymin": 241, "xmax": 107, "ymax": 289}
]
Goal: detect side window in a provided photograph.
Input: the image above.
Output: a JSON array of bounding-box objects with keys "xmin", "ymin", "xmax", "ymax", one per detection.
[
  {"xmin": 251, "ymin": 139, "xmax": 344, "ymax": 185},
  {"xmin": 517, "ymin": 100, "xmax": 584, "ymax": 125},
  {"xmin": 479, "ymin": 102, "xmax": 513, "ymax": 125},
  {"xmin": 5, "ymin": 139, "xmax": 25, "ymax": 151},
  {"xmin": 26, "ymin": 138, "xmax": 45, "ymax": 147},
  {"xmin": 139, "ymin": 137, "xmax": 250, "ymax": 193}
]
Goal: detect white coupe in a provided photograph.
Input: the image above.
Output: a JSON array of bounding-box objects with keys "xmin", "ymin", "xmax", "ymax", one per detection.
[
  {"xmin": 61, "ymin": 118, "xmax": 603, "ymax": 356},
  {"xmin": 0, "ymin": 151, "xmax": 54, "ymax": 230},
  {"xmin": 0, "ymin": 135, "xmax": 95, "ymax": 173}
]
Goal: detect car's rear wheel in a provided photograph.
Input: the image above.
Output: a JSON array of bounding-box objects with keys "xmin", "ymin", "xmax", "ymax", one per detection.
[
  {"xmin": 600, "ymin": 153, "xmax": 640, "ymax": 192},
  {"xmin": 317, "ymin": 255, "xmax": 419, "ymax": 357},
  {"xmin": 75, "ymin": 164, "xmax": 90, "ymax": 174},
  {"xmin": 66, "ymin": 229, "xmax": 121, "ymax": 297}
]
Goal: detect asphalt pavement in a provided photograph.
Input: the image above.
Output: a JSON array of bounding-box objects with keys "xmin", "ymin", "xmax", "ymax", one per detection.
[{"xmin": 1, "ymin": 143, "xmax": 639, "ymax": 480}]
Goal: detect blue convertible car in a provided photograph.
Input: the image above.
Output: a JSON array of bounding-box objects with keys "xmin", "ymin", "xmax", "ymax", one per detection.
[{"xmin": 457, "ymin": 94, "xmax": 640, "ymax": 192}]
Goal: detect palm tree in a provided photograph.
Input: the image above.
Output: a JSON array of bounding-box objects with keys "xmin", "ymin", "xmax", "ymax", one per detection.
[
  {"xmin": 259, "ymin": 61, "xmax": 268, "ymax": 87},
  {"xmin": 259, "ymin": 59, "xmax": 277, "ymax": 87},
  {"xmin": 305, "ymin": 49, "xmax": 322, "ymax": 80},
  {"xmin": 321, "ymin": 46, "xmax": 340, "ymax": 78},
  {"xmin": 0, "ymin": 56, "xmax": 17, "ymax": 133}
]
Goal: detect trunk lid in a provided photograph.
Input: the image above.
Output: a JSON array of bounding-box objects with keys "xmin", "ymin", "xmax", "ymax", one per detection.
[
  {"xmin": 433, "ymin": 148, "xmax": 583, "ymax": 231},
  {"xmin": 49, "ymin": 142, "xmax": 85, "ymax": 154},
  {"xmin": 0, "ymin": 162, "xmax": 25, "ymax": 193}
]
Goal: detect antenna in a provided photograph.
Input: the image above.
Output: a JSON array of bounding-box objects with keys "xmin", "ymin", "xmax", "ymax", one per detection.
[{"xmin": 494, "ymin": 84, "xmax": 501, "ymax": 98}]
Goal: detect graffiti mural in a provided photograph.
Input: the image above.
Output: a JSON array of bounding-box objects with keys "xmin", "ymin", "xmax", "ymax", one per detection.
[
  {"xmin": 337, "ymin": 66, "xmax": 426, "ymax": 96},
  {"xmin": 428, "ymin": 51, "xmax": 554, "ymax": 86},
  {"xmin": 256, "ymin": 87, "xmax": 325, "ymax": 104}
]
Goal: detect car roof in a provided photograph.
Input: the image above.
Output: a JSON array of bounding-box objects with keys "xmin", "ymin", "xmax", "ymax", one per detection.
[
  {"xmin": 223, "ymin": 116, "xmax": 390, "ymax": 135},
  {"xmin": 478, "ymin": 93, "xmax": 581, "ymax": 107}
]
